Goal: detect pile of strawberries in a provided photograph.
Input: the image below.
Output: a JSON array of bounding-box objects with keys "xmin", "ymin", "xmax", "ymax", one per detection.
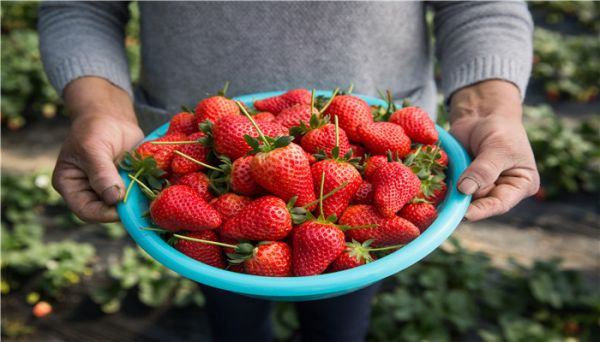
[{"xmin": 121, "ymin": 86, "xmax": 448, "ymax": 277}]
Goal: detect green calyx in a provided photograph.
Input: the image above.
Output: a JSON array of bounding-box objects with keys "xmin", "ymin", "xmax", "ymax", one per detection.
[
  {"xmin": 404, "ymin": 143, "xmax": 447, "ymax": 180},
  {"xmin": 127, "ymin": 174, "xmax": 158, "ymax": 200},
  {"xmin": 207, "ymin": 155, "xmax": 234, "ymax": 195},
  {"xmin": 237, "ymin": 100, "xmax": 294, "ymax": 154},
  {"xmin": 345, "ymin": 239, "xmax": 405, "ymax": 263},
  {"xmin": 119, "ymin": 152, "xmax": 166, "ymax": 202}
]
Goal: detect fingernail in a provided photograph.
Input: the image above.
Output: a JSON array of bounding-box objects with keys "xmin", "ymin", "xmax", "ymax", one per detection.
[
  {"xmin": 458, "ymin": 177, "xmax": 479, "ymax": 195},
  {"xmin": 102, "ymin": 185, "xmax": 122, "ymax": 205}
]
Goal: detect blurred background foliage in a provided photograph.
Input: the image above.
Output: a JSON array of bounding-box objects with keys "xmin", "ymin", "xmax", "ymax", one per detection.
[{"xmin": 1, "ymin": 1, "xmax": 599, "ymax": 341}]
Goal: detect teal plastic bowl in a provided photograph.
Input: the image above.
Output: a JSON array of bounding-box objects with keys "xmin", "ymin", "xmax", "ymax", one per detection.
[{"xmin": 117, "ymin": 90, "xmax": 471, "ymax": 301}]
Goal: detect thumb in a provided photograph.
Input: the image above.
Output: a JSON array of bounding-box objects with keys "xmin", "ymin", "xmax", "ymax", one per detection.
[
  {"xmin": 82, "ymin": 149, "xmax": 125, "ymax": 205},
  {"xmin": 458, "ymin": 149, "xmax": 505, "ymax": 195}
]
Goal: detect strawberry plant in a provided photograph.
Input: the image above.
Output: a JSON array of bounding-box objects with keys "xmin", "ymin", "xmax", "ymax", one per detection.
[
  {"xmin": 91, "ymin": 246, "xmax": 205, "ymax": 313},
  {"xmin": 523, "ymin": 105, "xmax": 600, "ymax": 197}
]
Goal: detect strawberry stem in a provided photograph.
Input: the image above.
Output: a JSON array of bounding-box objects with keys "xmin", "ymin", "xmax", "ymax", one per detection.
[
  {"xmin": 150, "ymin": 140, "xmax": 200, "ymax": 145},
  {"xmin": 301, "ymin": 180, "xmax": 349, "ymax": 209},
  {"xmin": 368, "ymin": 243, "xmax": 405, "ymax": 252},
  {"xmin": 142, "ymin": 227, "xmax": 167, "ymax": 233},
  {"xmin": 172, "ymin": 233, "xmax": 238, "ymax": 249},
  {"xmin": 236, "ymin": 101, "xmax": 270, "ymax": 147},
  {"xmin": 310, "ymin": 88, "xmax": 315, "ymax": 112},
  {"xmin": 334, "ymin": 115, "xmax": 340, "ymax": 149},
  {"xmin": 127, "ymin": 174, "xmax": 156, "ymax": 200},
  {"xmin": 173, "ymin": 150, "xmax": 222, "ymax": 172},
  {"xmin": 220, "ymin": 81, "xmax": 230, "ymax": 97},
  {"xmin": 318, "ymin": 171, "xmax": 325, "ymax": 218},
  {"xmin": 124, "ymin": 167, "xmax": 144, "ymax": 203},
  {"xmin": 318, "ymin": 87, "xmax": 340, "ymax": 115}
]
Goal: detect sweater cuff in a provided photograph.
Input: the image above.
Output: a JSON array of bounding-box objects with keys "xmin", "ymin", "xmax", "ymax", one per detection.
[
  {"xmin": 442, "ymin": 55, "xmax": 530, "ymax": 102},
  {"xmin": 47, "ymin": 55, "xmax": 133, "ymax": 99}
]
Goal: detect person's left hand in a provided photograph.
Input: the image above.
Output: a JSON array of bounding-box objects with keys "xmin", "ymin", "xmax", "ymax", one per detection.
[{"xmin": 449, "ymin": 80, "xmax": 540, "ymax": 221}]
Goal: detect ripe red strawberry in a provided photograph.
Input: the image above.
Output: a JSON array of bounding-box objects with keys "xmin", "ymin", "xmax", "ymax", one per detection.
[
  {"xmin": 212, "ymin": 115, "xmax": 287, "ymax": 160},
  {"xmin": 136, "ymin": 132, "xmax": 187, "ymax": 171},
  {"xmin": 171, "ymin": 132, "xmax": 210, "ymax": 174},
  {"xmin": 195, "ymin": 96, "xmax": 240, "ymax": 123},
  {"xmin": 301, "ymin": 123, "xmax": 351, "ymax": 158},
  {"xmin": 327, "ymin": 240, "xmax": 377, "ymax": 272},
  {"xmin": 227, "ymin": 263, "xmax": 245, "ymax": 273},
  {"xmin": 339, "ymin": 205, "xmax": 420, "ymax": 247},
  {"xmin": 399, "ymin": 201, "xmax": 438, "ymax": 232},
  {"xmin": 209, "ymin": 193, "xmax": 252, "ymax": 222},
  {"xmin": 221, "ymin": 196, "xmax": 292, "ymax": 241},
  {"xmin": 167, "ymin": 112, "xmax": 198, "ymax": 135},
  {"xmin": 350, "ymin": 144, "xmax": 366, "ymax": 161},
  {"xmin": 311, "ymin": 159, "xmax": 362, "ymax": 219},
  {"xmin": 254, "ymin": 89, "xmax": 312, "ymax": 114},
  {"xmin": 304, "ymin": 151, "xmax": 317, "ymax": 164},
  {"xmin": 357, "ymin": 122, "xmax": 411, "ymax": 158},
  {"xmin": 243, "ymin": 241, "xmax": 292, "ymax": 277},
  {"xmin": 323, "ymin": 95, "xmax": 373, "ymax": 142},
  {"xmin": 230, "ymin": 156, "xmax": 265, "ymax": 196},
  {"xmin": 175, "ymin": 230, "xmax": 225, "ymax": 268},
  {"xmin": 363, "ymin": 155, "xmax": 389, "ymax": 181},
  {"xmin": 275, "ymin": 104, "xmax": 319, "ymax": 129},
  {"xmin": 292, "ymin": 220, "xmax": 345, "ymax": 276},
  {"xmin": 389, "ymin": 107, "xmax": 438, "ymax": 145},
  {"xmin": 253, "ymin": 112, "xmax": 276, "ymax": 122},
  {"xmin": 150, "ymin": 185, "xmax": 222, "ymax": 232},
  {"xmin": 371, "ymin": 161, "xmax": 421, "ymax": 217},
  {"xmin": 417, "ymin": 179, "xmax": 447, "ymax": 206},
  {"xmin": 351, "ymin": 180, "xmax": 373, "ymax": 204},
  {"xmin": 175, "ymin": 172, "xmax": 214, "ymax": 202},
  {"xmin": 251, "ymin": 142, "xmax": 316, "ymax": 208}
]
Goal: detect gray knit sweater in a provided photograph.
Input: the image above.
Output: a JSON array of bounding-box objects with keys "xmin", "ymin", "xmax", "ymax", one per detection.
[{"xmin": 39, "ymin": 1, "xmax": 533, "ymax": 133}]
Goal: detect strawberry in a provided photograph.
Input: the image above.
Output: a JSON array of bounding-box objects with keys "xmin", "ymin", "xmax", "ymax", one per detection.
[
  {"xmin": 323, "ymin": 95, "xmax": 373, "ymax": 142},
  {"xmin": 328, "ymin": 239, "xmax": 404, "ymax": 272},
  {"xmin": 175, "ymin": 230, "xmax": 225, "ymax": 268},
  {"xmin": 150, "ymin": 185, "xmax": 222, "ymax": 232},
  {"xmin": 135, "ymin": 132, "xmax": 188, "ymax": 171},
  {"xmin": 171, "ymin": 132, "xmax": 210, "ymax": 174},
  {"xmin": 241, "ymin": 241, "xmax": 292, "ymax": 277},
  {"xmin": 167, "ymin": 112, "xmax": 198, "ymax": 135},
  {"xmin": 292, "ymin": 220, "xmax": 345, "ymax": 276},
  {"xmin": 350, "ymin": 144, "xmax": 366, "ymax": 161},
  {"xmin": 357, "ymin": 122, "xmax": 411, "ymax": 158},
  {"xmin": 175, "ymin": 172, "xmax": 214, "ymax": 202},
  {"xmin": 310, "ymin": 120, "xmax": 362, "ymax": 219},
  {"xmin": 305, "ymin": 151, "xmax": 317, "ymax": 164},
  {"xmin": 417, "ymin": 179, "xmax": 447, "ymax": 206},
  {"xmin": 209, "ymin": 193, "xmax": 252, "ymax": 222},
  {"xmin": 195, "ymin": 96, "xmax": 240, "ymax": 123},
  {"xmin": 351, "ymin": 180, "xmax": 373, "ymax": 204},
  {"xmin": 212, "ymin": 115, "xmax": 287, "ymax": 160},
  {"xmin": 389, "ymin": 107, "xmax": 438, "ymax": 145},
  {"xmin": 254, "ymin": 89, "xmax": 312, "ymax": 114},
  {"xmin": 399, "ymin": 201, "xmax": 438, "ymax": 232},
  {"xmin": 300, "ymin": 119, "xmax": 351, "ymax": 158},
  {"xmin": 221, "ymin": 196, "xmax": 293, "ymax": 241},
  {"xmin": 275, "ymin": 104, "xmax": 319, "ymax": 129},
  {"xmin": 230, "ymin": 156, "xmax": 266, "ymax": 196},
  {"xmin": 250, "ymin": 142, "xmax": 316, "ymax": 209},
  {"xmin": 363, "ymin": 155, "xmax": 389, "ymax": 181},
  {"xmin": 328, "ymin": 240, "xmax": 377, "ymax": 272},
  {"xmin": 339, "ymin": 205, "xmax": 420, "ymax": 247},
  {"xmin": 371, "ymin": 161, "xmax": 421, "ymax": 217},
  {"xmin": 253, "ymin": 112, "xmax": 276, "ymax": 122},
  {"xmin": 227, "ymin": 263, "xmax": 246, "ymax": 273}
]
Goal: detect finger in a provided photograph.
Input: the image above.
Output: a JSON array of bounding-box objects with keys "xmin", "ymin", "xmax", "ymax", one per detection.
[
  {"xmin": 457, "ymin": 150, "xmax": 506, "ymax": 195},
  {"xmin": 472, "ymin": 184, "xmax": 494, "ymax": 199},
  {"xmin": 54, "ymin": 165, "xmax": 119, "ymax": 222},
  {"xmin": 465, "ymin": 178, "xmax": 531, "ymax": 221},
  {"xmin": 79, "ymin": 143, "xmax": 125, "ymax": 205}
]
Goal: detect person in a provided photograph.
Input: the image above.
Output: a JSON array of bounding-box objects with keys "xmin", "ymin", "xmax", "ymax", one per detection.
[{"xmin": 39, "ymin": 2, "xmax": 540, "ymax": 341}]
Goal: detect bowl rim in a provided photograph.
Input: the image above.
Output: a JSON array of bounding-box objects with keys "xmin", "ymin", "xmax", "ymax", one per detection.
[{"xmin": 117, "ymin": 90, "xmax": 471, "ymax": 299}]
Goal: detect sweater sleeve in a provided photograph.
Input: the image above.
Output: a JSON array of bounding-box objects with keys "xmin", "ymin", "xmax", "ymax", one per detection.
[
  {"xmin": 430, "ymin": 1, "xmax": 533, "ymax": 100},
  {"xmin": 38, "ymin": 1, "xmax": 133, "ymax": 98}
]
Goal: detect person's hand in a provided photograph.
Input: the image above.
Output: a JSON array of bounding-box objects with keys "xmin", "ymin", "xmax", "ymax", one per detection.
[
  {"xmin": 449, "ymin": 80, "xmax": 540, "ymax": 221},
  {"xmin": 53, "ymin": 77, "xmax": 144, "ymax": 222}
]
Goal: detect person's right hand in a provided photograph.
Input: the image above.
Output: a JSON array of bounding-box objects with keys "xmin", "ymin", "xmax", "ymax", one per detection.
[{"xmin": 53, "ymin": 77, "xmax": 144, "ymax": 222}]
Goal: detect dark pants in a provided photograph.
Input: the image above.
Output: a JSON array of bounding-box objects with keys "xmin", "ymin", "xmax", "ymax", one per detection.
[{"xmin": 201, "ymin": 282, "xmax": 381, "ymax": 342}]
